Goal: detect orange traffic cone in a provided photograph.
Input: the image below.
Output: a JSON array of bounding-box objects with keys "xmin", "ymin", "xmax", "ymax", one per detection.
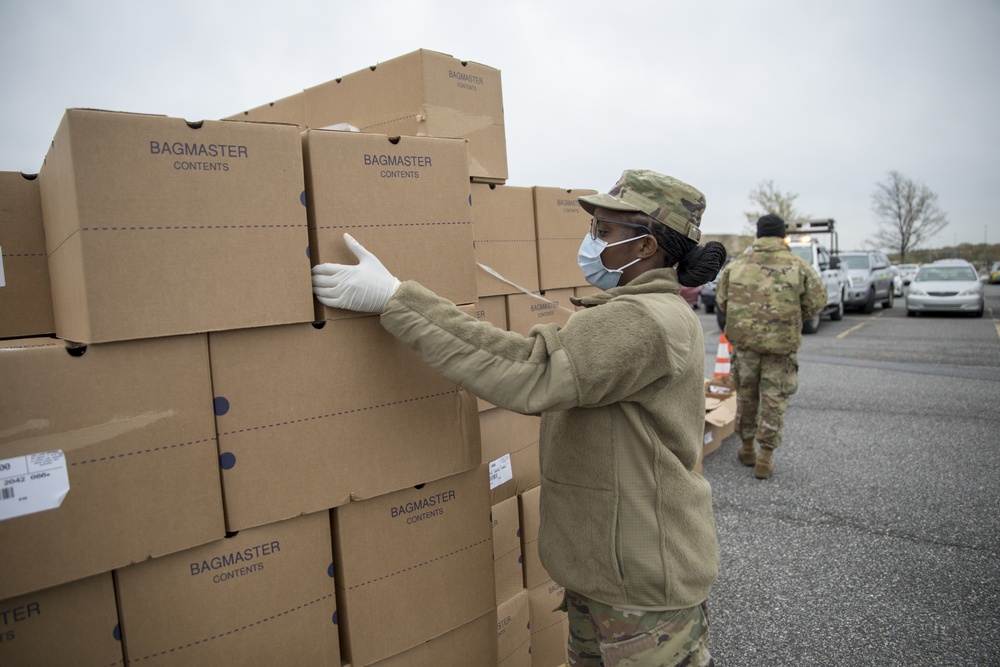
[{"xmin": 713, "ymin": 333, "xmax": 733, "ymax": 378}]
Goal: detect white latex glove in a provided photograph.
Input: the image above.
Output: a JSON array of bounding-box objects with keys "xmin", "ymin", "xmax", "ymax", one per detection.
[{"xmin": 311, "ymin": 233, "xmax": 401, "ymax": 313}]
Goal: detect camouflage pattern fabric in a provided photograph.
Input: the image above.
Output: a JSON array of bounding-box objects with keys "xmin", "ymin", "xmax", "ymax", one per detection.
[
  {"xmin": 715, "ymin": 236, "xmax": 826, "ymax": 354},
  {"xmin": 578, "ymin": 170, "xmax": 705, "ymax": 243},
  {"xmin": 562, "ymin": 590, "xmax": 713, "ymax": 666},
  {"xmin": 731, "ymin": 348, "xmax": 799, "ymax": 450}
]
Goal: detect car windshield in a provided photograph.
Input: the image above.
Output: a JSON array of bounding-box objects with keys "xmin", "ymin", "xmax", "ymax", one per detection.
[
  {"xmin": 914, "ymin": 267, "xmax": 977, "ymax": 282},
  {"xmin": 841, "ymin": 255, "xmax": 871, "ymax": 270},
  {"xmin": 788, "ymin": 245, "xmax": 812, "ymax": 263}
]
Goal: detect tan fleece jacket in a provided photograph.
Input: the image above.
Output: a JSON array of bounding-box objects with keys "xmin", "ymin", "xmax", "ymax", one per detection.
[{"xmin": 380, "ymin": 268, "xmax": 719, "ymax": 610}]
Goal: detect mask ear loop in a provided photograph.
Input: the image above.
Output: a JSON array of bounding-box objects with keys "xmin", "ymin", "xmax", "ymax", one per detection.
[{"xmin": 475, "ymin": 262, "xmax": 577, "ymax": 315}]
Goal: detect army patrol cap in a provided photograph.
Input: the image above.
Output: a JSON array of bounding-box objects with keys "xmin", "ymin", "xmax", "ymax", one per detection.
[{"xmin": 578, "ymin": 169, "xmax": 704, "ymax": 243}]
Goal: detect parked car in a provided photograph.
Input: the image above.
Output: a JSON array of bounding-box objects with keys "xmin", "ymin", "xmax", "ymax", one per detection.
[
  {"xmin": 839, "ymin": 251, "xmax": 895, "ymax": 313},
  {"xmin": 990, "ymin": 261, "xmax": 1000, "ymax": 284},
  {"xmin": 786, "ymin": 236, "xmax": 848, "ymax": 332},
  {"xmin": 700, "ymin": 279, "xmax": 717, "ymax": 313},
  {"xmin": 889, "ymin": 265, "xmax": 905, "ymax": 297},
  {"xmin": 897, "ymin": 263, "xmax": 920, "ymax": 285},
  {"xmin": 905, "ymin": 260, "xmax": 984, "ymax": 317}
]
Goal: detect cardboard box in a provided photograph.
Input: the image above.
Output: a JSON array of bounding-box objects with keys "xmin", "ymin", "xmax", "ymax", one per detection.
[
  {"xmin": 481, "ymin": 407, "xmax": 542, "ymax": 506},
  {"xmin": 497, "ymin": 588, "xmax": 531, "ymax": 667},
  {"xmin": 225, "ymin": 90, "xmax": 308, "ymax": 127},
  {"xmin": 518, "ymin": 484, "xmax": 548, "ymax": 589},
  {"xmin": 304, "ymin": 49, "xmax": 508, "ymax": 183},
  {"xmin": 115, "ymin": 511, "xmax": 339, "ymax": 666},
  {"xmin": 459, "ymin": 296, "xmax": 508, "ymax": 411},
  {"xmin": 371, "ymin": 609, "xmax": 498, "ymax": 667},
  {"xmin": 209, "ymin": 318, "xmax": 482, "ymax": 531},
  {"xmin": 38, "ymin": 108, "xmax": 314, "ymax": 343},
  {"xmin": 506, "ymin": 288, "xmax": 576, "ymax": 337},
  {"xmin": 472, "ymin": 183, "xmax": 539, "ymax": 297},
  {"xmin": 698, "ymin": 392, "xmax": 737, "ymax": 473},
  {"xmin": 332, "ymin": 465, "xmax": 496, "ymax": 666},
  {"xmin": 0, "ymin": 573, "xmax": 122, "ymax": 667},
  {"xmin": 492, "ymin": 495, "xmax": 524, "ymax": 606},
  {"xmin": 0, "ymin": 335, "xmax": 224, "ymax": 600},
  {"xmin": 0, "ymin": 172, "xmax": 55, "ymax": 339},
  {"xmin": 532, "ymin": 187, "xmax": 596, "ymax": 290},
  {"xmin": 303, "ymin": 129, "xmax": 477, "ymax": 319},
  {"xmin": 528, "ymin": 579, "xmax": 569, "ymax": 667}
]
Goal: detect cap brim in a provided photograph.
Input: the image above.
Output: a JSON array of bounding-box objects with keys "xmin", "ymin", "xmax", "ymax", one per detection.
[{"xmin": 578, "ymin": 193, "xmax": 642, "ymax": 216}]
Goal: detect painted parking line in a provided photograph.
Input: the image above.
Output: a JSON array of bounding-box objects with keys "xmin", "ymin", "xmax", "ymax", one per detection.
[{"xmin": 836, "ymin": 311, "xmax": 886, "ymax": 339}]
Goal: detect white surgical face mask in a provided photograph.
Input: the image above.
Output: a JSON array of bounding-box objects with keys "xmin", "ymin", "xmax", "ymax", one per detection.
[{"xmin": 577, "ymin": 234, "xmax": 648, "ymax": 290}]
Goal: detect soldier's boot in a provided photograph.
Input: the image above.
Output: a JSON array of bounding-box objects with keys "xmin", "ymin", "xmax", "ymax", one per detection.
[
  {"xmin": 754, "ymin": 447, "xmax": 774, "ymax": 479},
  {"xmin": 737, "ymin": 441, "xmax": 756, "ymax": 466}
]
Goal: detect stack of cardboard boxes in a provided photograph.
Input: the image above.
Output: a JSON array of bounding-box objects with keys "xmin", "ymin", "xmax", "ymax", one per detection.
[{"xmin": 0, "ymin": 48, "xmax": 732, "ymax": 667}]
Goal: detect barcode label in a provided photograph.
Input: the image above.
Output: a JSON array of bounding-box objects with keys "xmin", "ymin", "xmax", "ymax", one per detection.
[
  {"xmin": 0, "ymin": 450, "xmax": 70, "ymax": 522},
  {"xmin": 489, "ymin": 454, "xmax": 513, "ymax": 490}
]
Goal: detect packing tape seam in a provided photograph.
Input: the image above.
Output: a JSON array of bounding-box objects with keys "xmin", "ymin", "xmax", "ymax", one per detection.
[
  {"xmin": 534, "ymin": 616, "xmax": 567, "ymax": 635},
  {"xmin": 496, "ymin": 544, "xmax": 521, "ymax": 560},
  {"xmin": 133, "ymin": 592, "xmax": 335, "ymax": 661},
  {"xmin": 312, "ymin": 220, "xmax": 472, "ymax": 229},
  {"xmin": 476, "ymin": 262, "xmax": 576, "ymax": 315},
  {"xmin": 70, "ymin": 436, "xmax": 217, "ymax": 466},
  {"xmin": 471, "ymin": 239, "xmax": 536, "ymax": 245},
  {"xmin": 500, "ymin": 636, "xmax": 532, "ymax": 662},
  {"xmin": 357, "ymin": 113, "xmax": 422, "ymax": 131},
  {"xmin": 218, "ymin": 390, "xmax": 459, "ymax": 437},
  {"xmin": 346, "ymin": 537, "xmax": 492, "ymax": 590},
  {"xmin": 80, "ymin": 224, "xmax": 308, "ymax": 231}
]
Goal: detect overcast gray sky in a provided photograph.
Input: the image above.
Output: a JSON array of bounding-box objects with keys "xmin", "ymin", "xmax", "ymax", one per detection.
[{"xmin": 2, "ymin": 0, "xmax": 998, "ymax": 253}]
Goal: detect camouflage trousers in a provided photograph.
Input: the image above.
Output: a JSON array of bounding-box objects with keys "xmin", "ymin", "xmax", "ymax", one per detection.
[
  {"xmin": 561, "ymin": 590, "xmax": 713, "ymax": 666},
  {"xmin": 730, "ymin": 348, "xmax": 799, "ymax": 450}
]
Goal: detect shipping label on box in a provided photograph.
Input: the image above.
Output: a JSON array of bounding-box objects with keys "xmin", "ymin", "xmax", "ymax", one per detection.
[
  {"xmin": 303, "ymin": 129, "xmax": 477, "ymax": 320},
  {"xmin": 480, "ymin": 407, "xmax": 542, "ymax": 505},
  {"xmin": 471, "ymin": 183, "xmax": 539, "ymax": 297},
  {"xmin": 0, "ymin": 172, "xmax": 55, "ymax": 339},
  {"xmin": 492, "ymin": 495, "xmax": 524, "ymax": 606},
  {"xmin": 0, "ymin": 573, "xmax": 123, "ymax": 667},
  {"xmin": 209, "ymin": 319, "xmax": 481, "ymax": 531},
  {"xmin": 303, "ymin": 49, "xmax": 508, "ymax": 183},
  {"xmin": 532, "ymin": 187, "xmax": 596, "ymax": 290},
  {"xmin": 115, "ymin": 511, "xmax": 339, "ymax": 667},
  {"xmin": 38, "ymin": 108, "xmax": 314, "ymax": 343},
  {"xmin": 332, "ymin": 465, "xmax": 496, "ymax": 666},
  {"xmin": 0, "ymin": 334, "xmax": 224, "ymax": 600}
]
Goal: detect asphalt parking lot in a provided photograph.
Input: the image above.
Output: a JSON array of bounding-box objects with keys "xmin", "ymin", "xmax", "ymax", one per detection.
[{"xmin": 697, "ymin": 283, "xmax": 1000, "ymax": 666}]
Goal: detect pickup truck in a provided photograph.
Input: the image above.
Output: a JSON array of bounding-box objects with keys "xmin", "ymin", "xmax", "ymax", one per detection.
[{"xmin": 716, "ymin": 219, "xmax": 849, "ymax": 334}]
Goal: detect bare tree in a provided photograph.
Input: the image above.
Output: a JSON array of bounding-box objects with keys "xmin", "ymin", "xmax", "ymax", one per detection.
[
  {"xmin": 743, "ymin": 180, "xmax": 806, "ymax": 234},
  {"xmin": 871, "ymin": 171, "xmax": 948, "ymax": 262}
]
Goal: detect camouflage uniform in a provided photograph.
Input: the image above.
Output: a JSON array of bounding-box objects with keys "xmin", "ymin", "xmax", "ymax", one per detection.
[
  {"xmin": 562, "ymin": 590, "xmax": 713, "ymax": 666},
  {"xmin": 716, "ymin": 236, "xmax": 825, "ymax": 453}
]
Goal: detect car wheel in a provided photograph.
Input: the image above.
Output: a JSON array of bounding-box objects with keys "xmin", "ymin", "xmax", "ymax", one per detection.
[
  {"xmin": 705, "ymin": 303, "xmax": 715, "ymax": 314},
  {"xmin": 906, "ymin": 309, "xmax": 916, "ymax": 317},
  {"xmin": 862, "ymin": 287, "xmax": 876, "ymax": 314},
  {"xmin": 802, "ymin": 313, "xmax": 821, "ymax": 334},
  {"xmin": 831, "ymin": 295, "xmax": 844, "ymax": 321},
  {"xmin": 882, "ymin": 289, "xmax": 893, "ymax": 309}
]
